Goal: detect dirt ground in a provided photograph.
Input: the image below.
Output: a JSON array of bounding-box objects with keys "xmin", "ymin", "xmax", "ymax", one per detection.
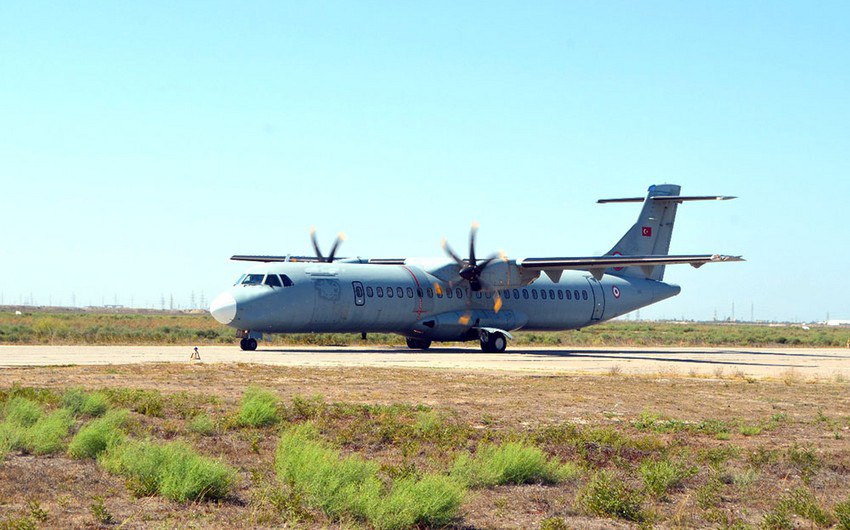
[{"xmin": 1, "ymin": 358, "xmax": 849, "ymax": 528}]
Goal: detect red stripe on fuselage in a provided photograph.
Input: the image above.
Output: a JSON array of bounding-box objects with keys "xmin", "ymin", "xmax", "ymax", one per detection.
[{"xmin": 400, "ymin": 265, "xmax": 425, "ymax": 318}]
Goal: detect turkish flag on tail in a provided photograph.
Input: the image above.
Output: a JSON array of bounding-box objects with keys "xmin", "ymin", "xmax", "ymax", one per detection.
[{"xmin": 641, "ymin": 226, "xmax": 652, "ymax": 237}]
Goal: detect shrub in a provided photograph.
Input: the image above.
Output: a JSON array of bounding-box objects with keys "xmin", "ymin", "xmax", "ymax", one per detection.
[
  {"xmin": 62, "ymin": 388, "xmax": 109, "ymax": 417},
  {"xmin": 24, "ymin": 409, "xmax": 74, "ymax": 454},
  {"xmin": 0, "ymin": 422, "xmax": 24, "ymax": 458},
  {"xmin": 452, "ymin": 442, "xmax": 572, "ymax": 486},
  {"xmin": 639, "ymin": 459, "xmax": 692, "ymax": 499},
  {"xmin": 275, "ymin": 423, "xmax": 464, "ymax": 529},
  {"xmin": 100, "ymin": 440, "xmax": 235, "ymax": 501},
  {"xmin": 102, "ymin": 388, "xmax": 164, "ymax": 417},
  {"xmin": 4, "ymin": 397, "xmax": 44, "ymax": 427},
  {"xmin": 68, "ymin": 409, "xmax": 128, "ymax": 459},
  {"xmin": 578, "ymin": 471, "xmax": 645, "ymax": 523},
  {"xmin": 238, "ymin": 387, "xmax": 279, "ymax": 427},
  {"xmin": 188, "ymin": 414, "xmax": 215, "ymax": 436}
]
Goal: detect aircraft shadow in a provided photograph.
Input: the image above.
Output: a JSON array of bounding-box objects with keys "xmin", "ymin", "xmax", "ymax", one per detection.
[{"xmin": 257, "ymin": 347, "xmax": 826, "ymax": 368}]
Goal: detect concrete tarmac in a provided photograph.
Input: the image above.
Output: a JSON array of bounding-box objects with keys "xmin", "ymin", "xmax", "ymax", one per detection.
[{"xmin": 1, "ymin": 344, "xmax": 848, "ymax": 379}]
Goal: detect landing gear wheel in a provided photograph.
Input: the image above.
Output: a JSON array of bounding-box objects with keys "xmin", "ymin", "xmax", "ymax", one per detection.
[
  {"xmin": 240, "ymin": 338, "xmax": 258, "ymax": 351},
  {"xmin": 479, "ymin": 331, "xmax": 507, "ymax": 353},
  {"xmin": 406, "ymin": 337, "xmax": 432, "ymax": 350}
]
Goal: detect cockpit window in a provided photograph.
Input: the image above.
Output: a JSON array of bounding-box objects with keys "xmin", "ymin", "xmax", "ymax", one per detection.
[
  {"xmin": 280, "ymin": 274, "xmax": 294, "ymax": 287},
  {"xmin": 264, "ymin": 274, "xmax": 282, "ymax": 287},
  {"xmin": 242, "ymin": 274, "xmax": 265, "ymax": 285},
  {"xmin": 234, "ymin": 274, "xmax": 247, "ymax": 286}
]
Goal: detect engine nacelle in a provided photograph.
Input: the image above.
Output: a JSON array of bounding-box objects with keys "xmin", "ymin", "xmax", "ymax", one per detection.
[{"xmin": 477, "ymin": 260, "xmax": 539, "ymax": 288}]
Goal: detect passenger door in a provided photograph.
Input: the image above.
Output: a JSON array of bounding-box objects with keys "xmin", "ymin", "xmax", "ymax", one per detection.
[{"xmin": 586, "ymin": 277, "xmax": 605, "ymax": 320}]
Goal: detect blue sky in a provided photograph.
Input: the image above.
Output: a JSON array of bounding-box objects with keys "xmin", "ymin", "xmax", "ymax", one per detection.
[{"xmin": 1, "ymin": 2, "xmax": 847, "ymax": 321}]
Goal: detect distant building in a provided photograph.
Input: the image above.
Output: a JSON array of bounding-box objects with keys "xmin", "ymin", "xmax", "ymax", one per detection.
[{"xmin": 825, "ymin": 320, "xmax": 850, "ymax": 326}]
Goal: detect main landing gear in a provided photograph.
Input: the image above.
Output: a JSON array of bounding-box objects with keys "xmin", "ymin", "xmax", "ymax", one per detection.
[
  {"xmin": 240, "ymin": 338, "xmax": 258, "ymax": 351},
  {"xmin": 479, "ymin": 330, "xmax": 507, "ymax": 353},
  {"xmin": 406, "ymin": 337, "xmax": 432, "ymax": 350}
]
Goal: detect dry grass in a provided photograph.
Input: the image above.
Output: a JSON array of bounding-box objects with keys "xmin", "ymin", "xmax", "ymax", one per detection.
[{"xmin": 0, "ymin": 363, "xmax": 848, "ymax": 528}]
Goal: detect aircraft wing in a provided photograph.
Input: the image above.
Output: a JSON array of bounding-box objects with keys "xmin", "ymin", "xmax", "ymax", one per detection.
[
  {"xmin": 231, "ymin": 255, "xmax": 320, "ymax": 262},
  {"xmin": 230, "ymin": 255, "xmax": 407, "ymax": 264},
  {"xmin": 517, "ymin": 254, "xmax": 744, "ymax": 280}
]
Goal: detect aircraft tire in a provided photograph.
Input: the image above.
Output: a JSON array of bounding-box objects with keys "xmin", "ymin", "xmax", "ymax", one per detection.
[
  {"xmin": 480, "ymin": 332, "xmax": 507, "ymax": 353},
  {"xmin": 406, "ymin": 338, "xmax": 432, "ymax": 350},
  {"xmin": 240, "ymin": 338, "xmax": 258, "ymax": 351}
]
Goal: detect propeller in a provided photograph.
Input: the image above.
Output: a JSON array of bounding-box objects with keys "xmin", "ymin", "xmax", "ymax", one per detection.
[
  {"xmin": 441, "ymin": 222, "xmax": 499, "ymax": 292},
  {"xmin": 310, "ymin": 227, "xmax": 346, "ymax": 263}
]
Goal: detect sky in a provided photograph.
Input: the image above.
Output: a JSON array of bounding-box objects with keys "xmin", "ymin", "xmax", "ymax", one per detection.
[{"xmin": 1, "ymin": 1, "xmax": 848, "ymax": 321}]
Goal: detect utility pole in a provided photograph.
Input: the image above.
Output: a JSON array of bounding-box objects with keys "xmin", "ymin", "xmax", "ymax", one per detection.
[
  {"xmin": 169, "ymin": 294, "xmax": 174, "ymax": 311},
  {"xmin": 160, "ymin": 295, "xmax": 165, "ymax": 311},
  {"xmin": 71, "ymin": 293, "xmax": 76, "ymax": 307},
  {"xmin": 731, "ymin": 302, "xmax": 735, "ymax": 322},
  {"xmin": 751, "ymin": 302, "xmax": 754, "ymax": 322}
]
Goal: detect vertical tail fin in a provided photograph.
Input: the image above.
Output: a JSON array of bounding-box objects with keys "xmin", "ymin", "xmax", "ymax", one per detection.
[{"xmin": 606, "ymin": 184, "xmax": 682, "ymax": 281}]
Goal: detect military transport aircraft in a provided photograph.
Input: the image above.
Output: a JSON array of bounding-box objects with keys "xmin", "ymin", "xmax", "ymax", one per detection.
[{"xmin": 210, "ymin": 184, "xmax": 742, "ymax": 352}]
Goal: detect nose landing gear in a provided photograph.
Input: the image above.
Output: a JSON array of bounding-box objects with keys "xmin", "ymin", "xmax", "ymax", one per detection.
[{"xmin": 240, "ymin": 338, "xmax": 258, "ymax": 351}]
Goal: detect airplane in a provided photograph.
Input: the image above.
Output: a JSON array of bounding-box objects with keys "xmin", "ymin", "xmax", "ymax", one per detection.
[{"xmin": 209, "ymin": 184, "xmax": 743, "ymax": 352}]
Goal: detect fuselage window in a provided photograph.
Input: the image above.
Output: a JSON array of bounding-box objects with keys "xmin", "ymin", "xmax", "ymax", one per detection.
[
  {"xmin": 549, "ymin": 289, "xmax": 555, "ymax": 300},
  {"xmin": 523, "ymin": 289, "xmax": 529, "ymax": 299},
  {"xmin": 566, "ymin": 290, "xmax": 572, "ymax": 300},
  {"xmin": 377, "ymin": 287, "xmax": 384, "ymax": 298},
  {"xmin": 280, "ymin": 274, "xmax": 294, "ymax": 287},
  {"xmin": 417, "ymin": 288, "xmax": 423, "ymax": 297},
  {"xmin": 582, "ymin": 290, "xmax": 588, "ymax": 300},
  {"xmin": 504, "ymin": 290, "xmax": 510, "ymax": 300},
  {"xmin": 557, "ymin": 290, "xmax": 563, "ymax": 300},
  {"xmin": 436, "ymin": 287, "xmax": 443, "ymax": 298},
  {"xmin": 427, "ymin": 288, "xmax": 433, "ymax": 298},
  {"xmin": 513, "ymin": 289, "xmax": 520, "ymax": 299},
  {"xmin": 456, "ymin": 288, "xmax": 463, "ymax": 299},
  {"xmin": 541, "ymin": 289, "xmax": 547, "ymax": 300},
  {"xmin": 234, "ymin": 274, "xmax": 247, "ymax": 285},
  {"xmin": 397, "ymin": 287, "xmax": 404, "ymax": 298},
  {"xmin": 242, "ymin": 274, "xmax": 264, "ymax": 285},
  {"xmin": 264, "ymin": 274, "xmax": 282, "ymax": 287},
  {"xmin": 532, "ymin": 290, "xmax": 538, "ymax": 300},
  {"xmin": 476, "ymin": 292, "xmax": 482, "ymax": 299},
  {"xmin": 574, "ymin": 290, "xmax": 580, "ymax": 300},
  {"xmin": 387, "ymin": 286, "xmax": 394, "ymax": 298},
  {"xmin": 446, "ymin": 288, "xmax": 453, "ymax": 299},
  {"xmin": 406, "ymin": 287, "xmax": 414, "ymax": 298},
  {"xmin": 366, "ymin": 286, "xmax": 374, "ymax": 297}
]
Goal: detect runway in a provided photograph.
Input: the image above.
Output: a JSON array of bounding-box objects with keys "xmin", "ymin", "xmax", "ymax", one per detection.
[{"xmin": 1, "ymin": 344, "xmax": 848, "ymax": 379}]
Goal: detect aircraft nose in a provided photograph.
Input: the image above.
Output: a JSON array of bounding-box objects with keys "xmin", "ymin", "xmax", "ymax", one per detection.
[{"xmin": 209, "ymin": 292, "xmax": 237, "ymax": 325}]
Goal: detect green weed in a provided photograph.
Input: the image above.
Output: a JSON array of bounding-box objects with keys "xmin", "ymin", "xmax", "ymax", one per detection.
[
  {"xmin": 452, "ymin": 441, "xmax": 574, "ymax": 487},
  {"xmin": 780, "ymin": 487, "xmax": 832, "ymax": 527},
  {"xmin": 100, "ymin": 440, "xmax": 236, "ymax": 502},
  {"xmin": 68, "ymin": 409, "xmax": 128, "ymax": 459},
  {"xmin": 24, "ymin": 409, "xmax": 73, "ymax": 454},
  {"xmin": 62, "ymin": 388, "xmax": 108, "ymax": 417},
  {"xmin": 577, "ymin": 470, "xmax": 646, "ymax": 522},
  {"xmin": 275, "ymin": 423, "xmax": 464, "ymax": 529},
  {"xmin": 238, "ymin": 387, "xmax": 280, "ymax": 427},
  {"xmin": 639, "ymin": 459, "xmax": 693, "ymax": 499},
  {"xmin": 835, "ymin": 497, "xmax": 850, "ymax": 530},
  {"xmin": 188, "ymin": 414, "xmax": 215, "ymax": 436}
]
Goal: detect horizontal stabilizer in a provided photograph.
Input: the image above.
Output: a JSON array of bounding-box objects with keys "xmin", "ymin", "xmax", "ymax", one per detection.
[
  {"xmin": 231, "ymin": 255, "xmax": 317, "ymax": 262},
  {"xmin": 599, "ymin": 195, "xmax": 736, "ymax": 204}
]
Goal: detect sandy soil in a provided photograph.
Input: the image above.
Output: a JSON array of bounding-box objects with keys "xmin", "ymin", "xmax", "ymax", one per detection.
[{"xmin": 1, "ymin": 344, "xmax": 848, "ymax": 379}]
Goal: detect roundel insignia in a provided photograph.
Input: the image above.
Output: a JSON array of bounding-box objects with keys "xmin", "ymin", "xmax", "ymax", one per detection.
[
  {"xmin": 612, "ymin": 286, "xmax": 621, "ymax": 299},
  {"xmin": 612, "ymin": 251, "xmax": 623, "ymax": 271}
]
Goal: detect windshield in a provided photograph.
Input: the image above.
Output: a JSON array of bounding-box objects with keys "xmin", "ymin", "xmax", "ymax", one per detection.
[
  {"xmin": 241, "ymin": 274, "xmax": 265, "ymax": 285},
  {"xmin": 234, "ymin": 274, "xmax": 246, "ymax": 285}
]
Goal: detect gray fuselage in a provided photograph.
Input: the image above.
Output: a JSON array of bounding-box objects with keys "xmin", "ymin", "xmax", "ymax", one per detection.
[{"xmin": 211, "ymin": 260, "xmax": 680, "ymax": 342}]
